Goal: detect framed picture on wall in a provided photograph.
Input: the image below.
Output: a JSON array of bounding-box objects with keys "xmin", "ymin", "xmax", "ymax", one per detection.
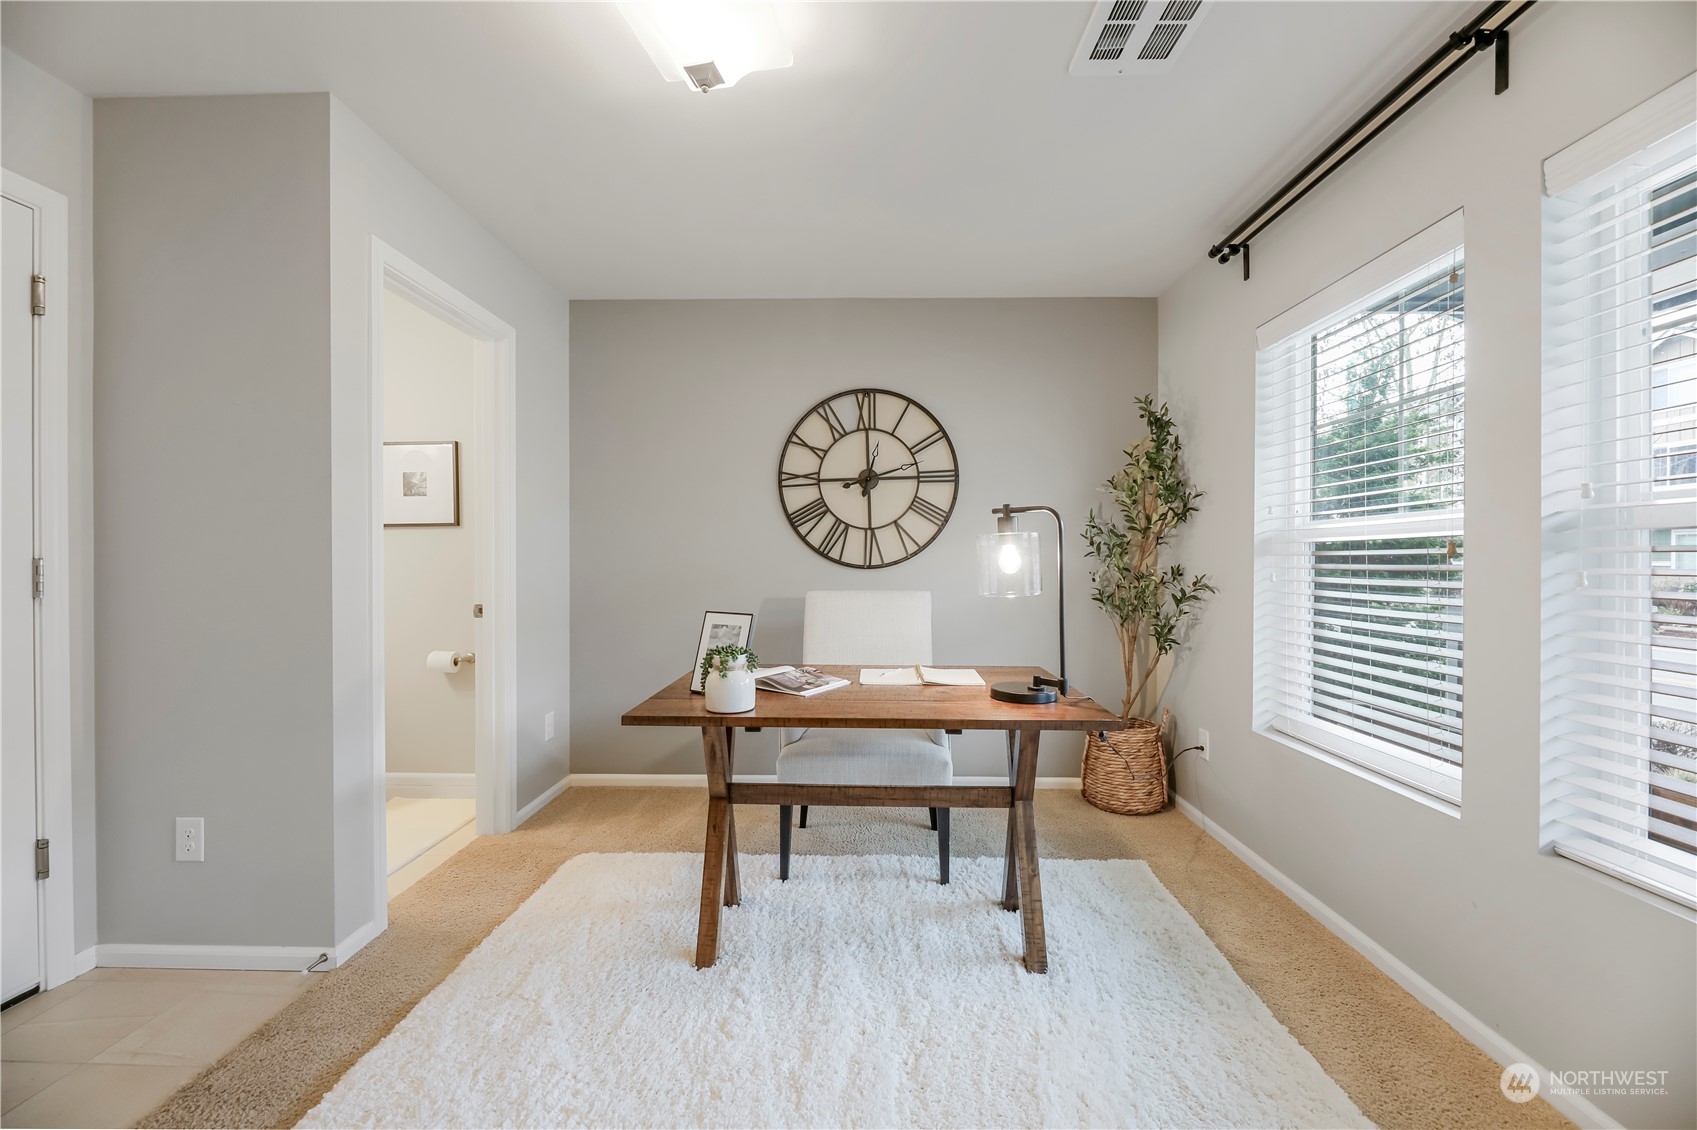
[
  {"xmin": 689, "ymin": 611, "xmax": 755, "ymax": 693},
  {"xmin": 383, "ymin": 441, "xmax": 460, "ymax": 527}
]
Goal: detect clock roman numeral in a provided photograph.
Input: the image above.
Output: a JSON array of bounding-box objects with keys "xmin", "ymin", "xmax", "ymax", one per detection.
[
  {"xmin": 814, "ymin": 402, "xmax": 850, "ymax": 441},
  {"xmin": 909, "ymin": 428, "xmax": 947, "ymax": 456},
  {"xmin": 787, "ymin": 435, "xmax": 828, "ymax": 460},
  {"xmin": 917, "ymin": 468, "xmax": 956, "ymax": 484},
  {"xmin": 781, "ymin": 469, "xmax": 823, "ymax": 487},
  {"xmin": 788, "ymin": 497, "xmax": 829, "ymax": 537},
  {"xmin": 891, "ymin": 519, "xmax": 921, "ymax": 556},
  {"xmin": 855, "ymin": 391, "xmax": 877, "ymax": 431},
  {"xmin": 865, "ymin": 526, "xmax": 883, "ymax": 567},
  {"xmin": 910, "ymin": 496, "xmax": 950, "ymax": 526},
  {"xmin": 818, "ymin": 518, "xmax": 850, "ymax": 560},
  {"xmin": 889, "ymin": 399, "xmax": 911, "ymax": 435}
]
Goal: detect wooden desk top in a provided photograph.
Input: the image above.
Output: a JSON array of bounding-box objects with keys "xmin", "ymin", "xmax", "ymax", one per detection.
[{"xmin": 621, "ymin": 666, "xmax": 1125, "ymax": 731}]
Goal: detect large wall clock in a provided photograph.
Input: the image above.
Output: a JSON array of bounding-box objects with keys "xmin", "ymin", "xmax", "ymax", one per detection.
[{"xmin": 778, "ymin": 388, "xmax": 959, "ymax": 569}]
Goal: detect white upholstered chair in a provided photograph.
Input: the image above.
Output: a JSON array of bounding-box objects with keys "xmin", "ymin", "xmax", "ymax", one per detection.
[{"xmin": 777, "ymin": 591, "xmax": 952, "ymax": 884}]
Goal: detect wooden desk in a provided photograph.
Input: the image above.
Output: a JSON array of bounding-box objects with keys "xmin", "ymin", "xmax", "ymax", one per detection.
[{"xmin": 621, "ymin": 666, "xmax": 1125, "ymax": 972}]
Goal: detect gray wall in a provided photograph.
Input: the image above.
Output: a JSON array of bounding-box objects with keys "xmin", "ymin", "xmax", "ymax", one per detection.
[
  {"xmin": 570, "ymin": 299, "xmax": 1155, "ymax": 778},
  {"xmin": 330, "ymin": 98, "xmax": 572, "ymax": 942},
  {"xmin": 1, "ymin": 49, "xmax": 97, "ymax": 954},
  {"xmin": 95, "ymin": 94, "xmax": 336, "ymax": 945},
  {"xmin": 1157, "ymin": 5, "xmax": 1696, "ymax": 1127}
]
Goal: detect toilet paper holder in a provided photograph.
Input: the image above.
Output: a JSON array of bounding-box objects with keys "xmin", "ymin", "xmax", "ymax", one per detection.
[{"xmin": 426, "ymin": 650, "xmax": 477, "ymax": 672}]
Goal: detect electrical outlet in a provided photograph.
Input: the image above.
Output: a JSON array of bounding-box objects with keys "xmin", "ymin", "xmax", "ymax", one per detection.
[
  {"xmin": 176, "ymin": 817, "xmax": 204, "ymax": 862},
  {"xmin": 544, "ymin": 711, "xmax": 556, "ymax": 741},
  {"xmin": 1197, "ymin": 729, "xmax": 1211, "ymax": 761}
]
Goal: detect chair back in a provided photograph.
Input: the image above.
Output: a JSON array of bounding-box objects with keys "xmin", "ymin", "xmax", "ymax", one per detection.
[{"xmin": 802, "ymin": 591, "xmax": 933, "ymax": 666}]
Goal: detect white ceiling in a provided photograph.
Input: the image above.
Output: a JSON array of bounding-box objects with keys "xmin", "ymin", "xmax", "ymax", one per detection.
[{"xmin": 2, "ymin": 1, "xmax": 1467, "ymax": 298}]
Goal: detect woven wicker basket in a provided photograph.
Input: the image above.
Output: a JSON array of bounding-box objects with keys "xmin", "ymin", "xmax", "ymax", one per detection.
[{"xmin": 1081, "ymin": 712, "xmax": 1169, "ymax": 815}]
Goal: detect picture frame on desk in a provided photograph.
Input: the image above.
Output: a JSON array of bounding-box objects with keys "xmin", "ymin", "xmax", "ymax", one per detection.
[{"xmin": 689, "ymin": 611, "xmax": 755, "ymax": 693}]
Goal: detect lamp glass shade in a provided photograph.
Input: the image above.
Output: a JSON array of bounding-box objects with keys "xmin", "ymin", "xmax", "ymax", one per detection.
[{"xmin": 977, "ymin": 531, "xmax": 1041, "ymax": 597}]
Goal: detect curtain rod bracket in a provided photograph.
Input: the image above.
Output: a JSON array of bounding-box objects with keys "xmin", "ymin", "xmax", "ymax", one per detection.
[
  {"xmin": 1217, "ymin": 242, "xmax": 1250, "ymax": 280},
  {"xmin": 1465, "ymin": 26, "xmax": 1510, "ymax": 93}
]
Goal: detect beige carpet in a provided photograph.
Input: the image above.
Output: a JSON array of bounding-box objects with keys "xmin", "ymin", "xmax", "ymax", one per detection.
[{"xmin": 140, "ymin": 788, "xmax": 1571, "ymax": 1130}]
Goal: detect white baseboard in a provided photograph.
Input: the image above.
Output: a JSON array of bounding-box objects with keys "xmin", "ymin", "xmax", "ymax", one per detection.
[
  {"xmin": 386, "ymin": 771, "xmax": 475, "ymax": 799},
  {"xmin": 516, "ymin": 774, "xmax": 570, "ymax": 826},
  {"xmin": 333, "ymin": 919, "xmax": 381, "ymax": 967},
  {"xmin": 565, "ymin": 773, "xmax": 1083, "ymax": 789},
  {"xmin": 1172, "ymin": 795, "xmax": 1620, "ymax": 1130},
  {"xmin": 94, "ymin": 943, "xmax": 334, "ymax": 973},
  {"xmin": 72, "ymin": 946, "xmax": 97, "ymax": 977}
]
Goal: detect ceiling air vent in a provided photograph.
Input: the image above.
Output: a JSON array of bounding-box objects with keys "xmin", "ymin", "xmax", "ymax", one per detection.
[{"xmin": 1069, "ymin": 0, "xmax": 1211, "ymax": 76}]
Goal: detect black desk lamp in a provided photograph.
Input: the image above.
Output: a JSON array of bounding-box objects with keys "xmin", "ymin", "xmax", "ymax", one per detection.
[{"xmin": 977, "ymin": 503, "xmax": 1067, "ymax": 704}]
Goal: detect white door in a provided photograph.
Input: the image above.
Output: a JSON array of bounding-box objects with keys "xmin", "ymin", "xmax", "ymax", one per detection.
[{"xmin": 1, "ymin": 194, "xmax": 42, "ymax": 1003}]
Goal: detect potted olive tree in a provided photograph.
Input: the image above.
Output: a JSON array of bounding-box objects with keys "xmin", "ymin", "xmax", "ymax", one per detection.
[{"xmin": 1080, "ymin": 396, "xmax": 1213, "ymax": 814}]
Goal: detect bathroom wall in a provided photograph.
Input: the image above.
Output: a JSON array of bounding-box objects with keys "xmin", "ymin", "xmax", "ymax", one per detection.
[{"xmin": 383, "ymin": 288, "xmax": 476, "ymax": 778}]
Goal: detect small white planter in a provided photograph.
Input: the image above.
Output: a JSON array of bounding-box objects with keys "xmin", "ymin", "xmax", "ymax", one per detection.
[{"xmin": 704, "ymin": 656, "xmax": 756, "ymax": 713}]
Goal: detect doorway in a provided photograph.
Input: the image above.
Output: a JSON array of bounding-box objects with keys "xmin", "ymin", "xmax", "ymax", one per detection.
[
  {"xmin": 2, "ymin": 170, "xmax": 74, "ymax": 1002},
  {"xmin": 369, "ymin": 242, "xmax": 517, "ymax": 924},
  {"xmin": 380, "ymin": 289, "xmax": 479, "ymax": 897}
]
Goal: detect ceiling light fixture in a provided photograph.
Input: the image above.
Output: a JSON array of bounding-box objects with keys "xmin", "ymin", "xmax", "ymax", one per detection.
[{"xmin": 619, "ymin": 2, "xmax": 793, "ymax": 93}]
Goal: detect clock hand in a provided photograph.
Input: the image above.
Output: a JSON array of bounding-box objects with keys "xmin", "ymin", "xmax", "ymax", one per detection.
[{"xmin": 838, "ymin": 457, "xmax": 923, "ymax": 488}]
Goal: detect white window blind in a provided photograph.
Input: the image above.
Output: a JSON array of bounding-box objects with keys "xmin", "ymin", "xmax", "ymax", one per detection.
[
  {"xmin": 1255, "ymin": 220, "xmax": 1467, "ymax": 805},
  {"xmin": 1541, "ymin": 75, "xmax": 1697, "ymax": 909}
]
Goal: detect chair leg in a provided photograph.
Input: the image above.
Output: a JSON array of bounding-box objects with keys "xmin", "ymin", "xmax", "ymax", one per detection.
[
  {"xmin": 798, "ymin": 805, "xmax": 809, "ymax": 829},
  {"xmin": 937, "ymin": 808, "xmax": 950, "ymax": 885},
  {"xmin": 779, "ymin": 805, "xmax": 792, "ymax": 880},
  {"xmin": 928, "ymin": 806, "xmax": 938, "ymax": 831}
]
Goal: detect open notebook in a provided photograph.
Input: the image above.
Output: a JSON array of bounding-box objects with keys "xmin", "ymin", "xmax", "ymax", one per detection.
[{"xmin": 859, "ymin": 666, "xmax": 986, "ymax": 687}]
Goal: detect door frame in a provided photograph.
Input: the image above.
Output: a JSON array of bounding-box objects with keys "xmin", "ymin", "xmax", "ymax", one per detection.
[
  {"xmin": 368, "ymin": 239, "xmax": 518, "ymax": 931},
  {"xmin": 2, "ymin": 169, "xmax": 76, "ymax": 991}
]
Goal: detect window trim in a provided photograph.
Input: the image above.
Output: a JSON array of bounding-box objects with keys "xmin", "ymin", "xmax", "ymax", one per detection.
[
  {"xmin": 1255, "ymin": 222, "xmax": 1467, "ymax": 807},
  {"xmin": 1267, "ymin": 713, "xmax": 1463, "ymax": 806},
  {"xmin": 1539, "ymin": 72, "xmax": 1697, "ymax": 910}
]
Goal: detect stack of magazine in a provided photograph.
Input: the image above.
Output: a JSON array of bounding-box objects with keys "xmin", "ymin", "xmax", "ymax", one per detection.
[{"xmin": 754, "ymin": 666, "xmax": 850, "ymax": 697}]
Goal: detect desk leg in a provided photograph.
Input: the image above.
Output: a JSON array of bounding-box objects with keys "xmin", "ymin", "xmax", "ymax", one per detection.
[
  {"xmin": 723, "ymin": 729, "xmax": 740, "ymax": 908},
  {"xmin": 1013, "ymin": 726, "xmax": 1047, "ymax": 973},
  {"xmin": 1002, "ymin": 730, "xmax": 1019, "ymax": 912},
  {"xmin": 695, "ymin": 727, "xmax": 732, "ymax": 968}
]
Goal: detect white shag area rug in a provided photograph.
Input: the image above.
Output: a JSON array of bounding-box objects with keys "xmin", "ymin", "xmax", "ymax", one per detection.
[{"xmin": 301, "ymin": 852, "xmax": 1369, "ymax": 1129}]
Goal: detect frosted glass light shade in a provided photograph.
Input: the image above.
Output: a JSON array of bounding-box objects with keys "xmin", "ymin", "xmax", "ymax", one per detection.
[
  {"xmin": 619, "ymin": 2, "xmax": 793, "ymax": 91},
  {"xmin": 978, "ymin": 531, "xmax": 1041, "ymax": 597}
]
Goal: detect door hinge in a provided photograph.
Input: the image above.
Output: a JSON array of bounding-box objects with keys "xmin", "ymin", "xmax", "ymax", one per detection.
[
  {"xmin": 472, "ymin": 603, "xmax": 484, "ymax": 619},
  {"xmin": 35, "ymin": 839, "xmax": 49, "ymax": 880},
  {"xmin": 31, "ymin": 275, "xmax": 46, "ymax": 317},
  {"xmin": 32, "ymin": 557, "xmax": 44, "ymax": 600}
]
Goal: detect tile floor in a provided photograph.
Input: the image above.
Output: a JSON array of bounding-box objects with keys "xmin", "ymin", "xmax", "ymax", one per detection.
[
  {"xmin": 1, "ymin": 967, "xmax": 312, "ymax": 1127},
  {"xmin": 386, "ymin": 796, "xmax": 476, "ymax": 899},
  {"xmin": 0, "ymin": 800, "xmax": 479, "ymax": 1126}
]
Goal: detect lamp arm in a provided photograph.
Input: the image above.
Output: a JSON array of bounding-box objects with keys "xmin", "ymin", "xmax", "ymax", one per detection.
[{"xmin": 994, "ymin": 504, "xmax": 1068, "ymax": 697}]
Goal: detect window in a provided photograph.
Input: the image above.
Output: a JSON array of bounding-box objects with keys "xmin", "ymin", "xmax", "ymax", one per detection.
[
  {"xmin": 1254, "ymin": 214, "xmax": 1466, "ymax": 805},
  {"xmin": 1542, "ymin": 75, "xmax": 1697, "ymax": 908}
]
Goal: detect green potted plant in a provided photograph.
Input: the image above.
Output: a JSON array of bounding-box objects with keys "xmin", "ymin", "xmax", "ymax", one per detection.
[
  {"xmin": 1081, "ymin": 395, "xmax": 1214, "ymax": 814},
  {"xmin": 700, "ymin": 644, "xmax": 760, "ymax": 714}
]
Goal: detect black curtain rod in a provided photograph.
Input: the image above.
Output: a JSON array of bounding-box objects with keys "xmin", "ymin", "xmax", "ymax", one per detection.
[{"xmin": 1207, "ymin": 0, "xmax": 1537, "ymax": 280}]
